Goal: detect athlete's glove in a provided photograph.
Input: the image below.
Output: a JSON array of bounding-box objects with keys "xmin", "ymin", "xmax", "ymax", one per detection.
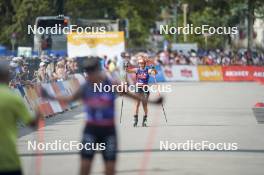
[
  {"xmin": 150, "ymin": 64, "xmax": 157, "ymax": 75},
  {"xmin": 151, "ymin": 96, "xmax": 163, "ymax": 105}
]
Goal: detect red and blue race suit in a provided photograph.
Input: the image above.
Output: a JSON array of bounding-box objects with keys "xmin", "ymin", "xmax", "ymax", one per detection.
[
  {"xmin": 80, "ymin": 78, "xmax": 117, "ymax": 161},
  {"xmin": 136, "ymin": 67, "xmax": 150, "ymax": 94},
  {"xmin": 136, "ymin": 67, "xmax": 149, "ymax": 85},
  {"xmin": 80, "ymin": 78, "xmax": 116, "ymax": 126}
]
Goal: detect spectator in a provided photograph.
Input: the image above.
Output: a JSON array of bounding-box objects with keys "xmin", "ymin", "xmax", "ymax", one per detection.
[
  {"xmin": 45, "ymin": 59, "xmax": 55, "ymax": 81},
  {"xmin": 1, "ymin": 48, "xmax": 264, "ymax": 86},
  {"xmin": 53, "ymin": 61, "xmax": 67, "ymax": 81},
  {"xmin": 66, "ymin": 57, "xmax": 78, "ymax": 75},
  {"xmin": 179, "ymin": 55, "xmax": 187, "ymax": 65},
  {"xmin": 18, "ymin": 63, "xmax": 33, "ymax": 86},
  {"xmin": 108, "ymin": 58, "xmax": 117, "ymax": 73},
  {"xmin": 221, "ymin": 55, "xmax": 230, "ymax": 65},
  {"xmin": 37, "ymin": 62, "xmax": 49, "ymax": 83},
  {"xmin": 189, "ymin": 52, "xmax": 199, "ymax": 65},
  {"xmin": 46, "ymin": 34, "xmax": 52, "ymax": 50}
]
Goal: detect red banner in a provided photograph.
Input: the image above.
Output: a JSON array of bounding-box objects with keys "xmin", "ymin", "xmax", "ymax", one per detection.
[
  {"xmin": 223, "ymin": 66, "xmax": 251, "ymax": 81},
  {"xmin": 223, "ymin": 66, "xmax": 264, "ymax": 82},
  {"xmin": 251, "ymin": 66, "xmax": 264, "ymax": 83}
]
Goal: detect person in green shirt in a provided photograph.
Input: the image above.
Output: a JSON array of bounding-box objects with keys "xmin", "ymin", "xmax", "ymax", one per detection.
[{"xmin": 0, "ymin": 61, "xmax": 42, "ymax": 175}]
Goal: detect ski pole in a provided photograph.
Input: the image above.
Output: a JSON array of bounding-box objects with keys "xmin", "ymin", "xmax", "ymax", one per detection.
[
  {"xmin": 153, "ymin": 76, "xmax": 168, "ymax": 123},
  {"xmin": 120, "ymin": 62, "xmax": 128, "ymax": 123}
]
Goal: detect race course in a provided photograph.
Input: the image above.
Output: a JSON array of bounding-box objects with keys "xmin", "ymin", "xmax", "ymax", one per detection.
[{"xmin": 18, "ymin": 82, "xmax": 264, "ymax": 175}]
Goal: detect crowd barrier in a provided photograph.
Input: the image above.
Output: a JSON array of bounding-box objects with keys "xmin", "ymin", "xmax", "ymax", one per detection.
[
  {"xmin": 153, "ymin": 65, "xmax": 264, "ymax": 83},
  {"xmin": 13, "ymin": 74, "xmax": 85, "ymax": 117}
]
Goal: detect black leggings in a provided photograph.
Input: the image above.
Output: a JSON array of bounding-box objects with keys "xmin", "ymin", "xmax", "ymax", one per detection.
[{"xmin": 80, "ymin": 125, "xmax": 117, "ymax": 161}]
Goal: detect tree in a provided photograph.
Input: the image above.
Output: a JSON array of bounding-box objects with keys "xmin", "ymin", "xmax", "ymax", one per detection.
[
  {"xmin": 0, "ymin": 0, "xmax": 172, "ymax": 48},
  {"xmin": 0, "ymin": 0, "xmax": 56, "ymax": 48},
  {"xmin": 65, "ymin": 0, "xmax": 171, "ymax": 48}
]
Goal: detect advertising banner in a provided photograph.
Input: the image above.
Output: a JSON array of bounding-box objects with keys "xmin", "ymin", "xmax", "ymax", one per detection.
[
  {"xmin": 198, "ymin": 66, "xmax": 223, "ymax": 81},
  {"xmin": 67, "ymin": 32, "xmax": 125, "ymax": 58},
  {"xmin": 17, "ymin": 47, "xmax": 32, "ymax": 57},
  {"xmin": 163, "ymin": 65, "xmax": 199, "ymax": 81},
  {"xmin": 250, "ymin": 66, "xmax": 264, "ymax": 82},
  {"xmin": 223, "ymin": 66, "xmax": 253, "ymax": 81},
  {"xmin": 162, "ymin": 66, "xmax": 175, "ymax": 81}
]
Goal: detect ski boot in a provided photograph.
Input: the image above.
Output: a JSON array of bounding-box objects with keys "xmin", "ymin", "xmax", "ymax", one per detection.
[
  {"xmin": 133, "ymin": 115, "xmax": 138, "ymax": 127},
  {"xmin": 142, "ymin": 115, "xmax": 147, "ymax": 127}
]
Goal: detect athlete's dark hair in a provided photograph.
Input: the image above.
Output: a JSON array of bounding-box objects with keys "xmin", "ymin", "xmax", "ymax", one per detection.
[
  {"xmin": 83, "ymin": 56, "xmax": 101, "ymax": 73},
  {"xmin": 0, "ymin": 61, "xmax": 10, "ymax": 83}
]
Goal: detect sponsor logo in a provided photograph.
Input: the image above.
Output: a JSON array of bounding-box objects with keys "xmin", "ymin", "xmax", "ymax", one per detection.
[
  {"xmin": 164, "ymin": 68, "xmax": 173, "ymax": 78},
  {"xmin": 253, "ymin": 71, "xmax": 264, "ymax": 77},
  {"xmin": 202, "ymin": 70, "xmax": 220, "ymax": 77},
  {"xmin": 225, "ymin": 71, "xmax": 249, "ymax": 77},
  {"xmin": 181, "ymin": 69, "xmax": 193, "ymax": 78}
]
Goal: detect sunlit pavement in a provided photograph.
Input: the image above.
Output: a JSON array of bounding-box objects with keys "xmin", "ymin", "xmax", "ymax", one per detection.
[{"xmin": 19, "ymin": 82, "xmax": 264, "ymax": 175}]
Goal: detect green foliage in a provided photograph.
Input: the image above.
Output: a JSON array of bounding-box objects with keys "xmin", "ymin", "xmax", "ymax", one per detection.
[
  {"xmin": 0, "ymin": 0, "xmax": 56, "ymax": 47},
  {"xmin": 115, "ymin": 0, "xmax": 163, "ymax": 47},
  {"xmin": 65, "ymin": 0, "xmax": 171, "ymax": 47},
  {"xmin": 162, "ymin": 0, "xmax": 263, "ymax": 49},
  {"xmin": 189, "ymin": 7, "xmax": 229, "ymax": 49}
]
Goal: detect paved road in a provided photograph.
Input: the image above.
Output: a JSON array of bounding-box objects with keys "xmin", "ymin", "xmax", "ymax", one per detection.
[{"xmin": 18, "ymin": 82, "xmax": 264, "ymax": 175}]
